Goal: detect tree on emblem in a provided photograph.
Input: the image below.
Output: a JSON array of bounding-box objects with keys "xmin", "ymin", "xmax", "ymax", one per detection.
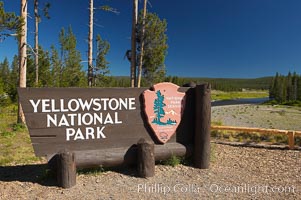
[{"xmin": 152, "ymin": 90, "xmax": 166, "ymax": 125}]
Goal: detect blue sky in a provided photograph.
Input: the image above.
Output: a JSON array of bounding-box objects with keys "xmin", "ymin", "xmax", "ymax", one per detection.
[{"xmin": 1, "ymin": 0, "xmax": 301, "ymax": 78}]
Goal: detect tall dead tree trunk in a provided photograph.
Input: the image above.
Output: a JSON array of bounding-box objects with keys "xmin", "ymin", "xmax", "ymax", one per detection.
[
  {"xmin": 137, "ymin": 0, "xmax": 147, "ymax": 88},
  {"xmin": 18, "ymin": 0, "xmax": 27, "ymax": 123},
  {"xmin": 130, "ymin": 0, "xmax": 138, "ymax": 87},
  {"xmin": 88, "ymin": 0, "xmax": 94, "ymax": 87},
  {"xmin": 34, "ymin": 0, "xmax": 39, "ymax": 86}
]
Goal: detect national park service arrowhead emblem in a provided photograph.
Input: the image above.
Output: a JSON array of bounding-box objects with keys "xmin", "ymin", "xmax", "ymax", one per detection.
[{"xmin": 143, "ymin": 82, "xmax": 186, "ymax": 143}]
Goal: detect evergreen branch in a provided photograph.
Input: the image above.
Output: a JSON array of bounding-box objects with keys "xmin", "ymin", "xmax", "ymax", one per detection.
[{"xmin": 97, "ymin": 5, "xmax": 120, "ymax": 14}]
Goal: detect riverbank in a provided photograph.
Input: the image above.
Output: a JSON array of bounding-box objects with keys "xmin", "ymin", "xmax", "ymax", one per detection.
[{"xmin": 212, "ymin": 104, "xmax": 301, "ymax": 130}]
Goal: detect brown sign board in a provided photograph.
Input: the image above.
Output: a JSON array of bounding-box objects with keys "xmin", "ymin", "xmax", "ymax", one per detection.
[{"xmin": 18, "ymin": 86, "xmax": 195, "ymax": 157}]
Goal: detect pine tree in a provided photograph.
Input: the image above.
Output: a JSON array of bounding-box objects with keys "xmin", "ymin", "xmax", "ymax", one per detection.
[
  {"xmin": 287, "ymin": 72, "xmax": 293, "ymax": 101},
  {"xmin": 59, "ymin": 26, "xmax": 86, "ymax": 87},
  {"xmin": 0, "ymin": 58, "xmax": 10, "ymax": 106},
  {"xmin": 297, "ymin": 75, "xmax": 301, "ymax": 101},
  {"xmin": 292, "ymin": 72, "xmax": 298, "ymax": 101},
  {"xmin": 50, "ymin": 45, "xmax": 61, "ymax": 87},
  {"xmin": 152, "ymin": 90, "xmax": 166, "ymax": 124},
  {"xmin": 8, "ymin": 55, "xmax": 19, "ymax": 102},
  {"xmin": 38, "ymin": 47, "xmax": 51, "ymax": 87},
  {"xmin": 0, "ymin": 57, "xmax": 10, "ymax": 93},
  {"xmin": 26, "ymin": 53, "xmax": 35, "ymax": 87},
  {"xmin": 0, "ymin": 2, "xmax": 21, "ymax": 41},
  {"xmin": 137, "ymin": 12, "xmax": 168, "ymax": 85},
  {"xmin": 27, "ymin": 47, "xmax": 52, "ymax": 88},
  {"xmin": 281, "ymin": 77, "xmax": 287, "ymax": 103},
  {"xmin": 269, "ymin": 72, "xmax": 301, "ymax": 103},
  {"xmin": 94, "ymin": 34, "xmax": 111, "ymax": 87}
]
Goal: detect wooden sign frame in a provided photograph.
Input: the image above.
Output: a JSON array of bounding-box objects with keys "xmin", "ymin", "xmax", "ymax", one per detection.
[{"xmin": 18, "ymin": 83, "xmax": 211, "ymax": 188}]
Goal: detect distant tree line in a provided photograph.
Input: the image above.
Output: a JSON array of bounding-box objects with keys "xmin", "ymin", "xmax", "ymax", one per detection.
[
  {"xmin": 269, "ymin": 72, "xmax": 301, "ymax": 103},
  {"xmin": 1, "ymin": 51, "xmax": 272, "ymax": 106},
  {"xmin": 165, "ymin": 76, "xmax": 272, "ymax": 91}
]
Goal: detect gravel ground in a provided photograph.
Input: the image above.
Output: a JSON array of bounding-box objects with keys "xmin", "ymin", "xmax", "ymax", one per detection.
[
  {"xmin": 0, "ymin": 144, "xmax": 300, "ymax": 200},
  {"xmin": 0, "ymin": 104, "xmax": 300, "ymax": 199}
]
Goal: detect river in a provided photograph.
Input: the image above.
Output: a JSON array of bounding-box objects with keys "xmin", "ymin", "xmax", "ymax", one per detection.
[{"xmin": 211, "ymin": 97, "xmax": 270, "ymax": 107}]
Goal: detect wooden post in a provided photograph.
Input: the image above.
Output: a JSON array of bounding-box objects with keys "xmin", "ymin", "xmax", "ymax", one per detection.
[
  {"xmin": 288, "ymin": 131, "xmax": 295, "ymax": 150},
  {"xmin": 57, "ymin": 151, "xmax": 76, "ymax": 188},
  {"xmin": 194, "ymin": 83, "xmax": 211, "ymax": 169},
  {"xmin": 137, "ymin": 138, "xmax": 155, "ymax": 178}
]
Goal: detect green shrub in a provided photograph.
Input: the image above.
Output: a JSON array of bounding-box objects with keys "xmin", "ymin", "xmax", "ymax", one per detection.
[
  {"xmin": 273, "ymin": 134, "xmax": 288, "ymax": 144},
  {"xmin": 161, "ymin": 155, "xmax": 181, "ymax": 167}
]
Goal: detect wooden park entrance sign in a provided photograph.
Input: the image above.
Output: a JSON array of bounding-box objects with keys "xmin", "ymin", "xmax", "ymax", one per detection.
[{"xmin": 18, "ymin": 82, "xmax": 211, "ymax": 188}]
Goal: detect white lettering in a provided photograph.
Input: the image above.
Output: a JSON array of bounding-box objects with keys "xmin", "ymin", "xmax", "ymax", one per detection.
[
  {"xmin": 104, "ymin": 113, "xmax": 113, "ymax": 124},
  {"xmin": 29, "ymin": 99, "xmax": 41, "ymax": 113},
  {"xmin": 114, "ymin": 112, "xmax": 122, "ymax": 124},
  {"xmin": 68, "ymin": 113, "xmax": 77, "ymax": 126},
  {"xmin": 78, "ymin": 98, "xmax": 93, "ymax": 111},
  {"xmin": 82, "ymin": 113, "xmax": 93, "ymax": 125},
  {"xmin": 60, "ymin": 99, "xmax": 68, "ymax": 112},
  {"xmin": 58, "ymin": 114, "xmax": 69, "ymax": 126},
  {"xmin": 92, "ymin": 99, "xmax": 101, "ymax": 111},
  {"xmin": 41, "ymin": 99, "xmax": 51, "ymax": 112},
  {"xmin": 66, "ymin": 127, "xmax": 106, "ymax": 141},
  {"xmin": 66, "ymin": 128, "xmax": 75, "ymax": 141},
  {"xmin": 101, "ymin": 98, "xmax": 109, "ymax": 110},
  {"xmin": 68, "ymin": 99, "xmax": 80, "ymax": 112},
  {"xmin": 93, "ymin": 113, "xmax": 103, "ymax": 125},
  {"xmin": 74, "ymin": 128, "xmax": 85, "ymax": 140},
  {"xmin": 51, "ymin": 99, "xmax": 60, "ymax": 112},
  {"xmin": 119, "ymin": 98, "xmax": 127, "ymax": 110},
  {"xmin": 97, "ymin": 126, "xmax": 106, "ymax": 138},
  {"xmin": 129, "ymin": 98, "xmax": 136, "ymax": 110},
  {"xmin": 77, "ymin": 113, "xmax": 82, "ymax": 126},
  {"xmin": 108, "ymin": 98, "xmax": 118, "ymax": 110},
  {"xmin": 85, "ymin": 127, "xmax": 95, "ymax": 139},
  {"xmin": 47, "ymin": 114, "xmax": 57, "ymax": 127}
]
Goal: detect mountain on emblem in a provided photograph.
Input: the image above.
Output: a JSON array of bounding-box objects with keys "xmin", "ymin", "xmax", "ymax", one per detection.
[{"xmin": 143, "ymin": 82, "xmax": 186, "ymax": 143}]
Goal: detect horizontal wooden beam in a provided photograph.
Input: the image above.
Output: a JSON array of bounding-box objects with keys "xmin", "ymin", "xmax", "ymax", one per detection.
[
  {"xmin": 211, "ymin": 125, "xmax": 301, "ymax": 136},
  {"xmin": 69, "ymin": 143, "xmax": 193, "ymax": 169},
  {"xmin": 211, "ymin": 125, "xmax": 301, "ymax": 150}
]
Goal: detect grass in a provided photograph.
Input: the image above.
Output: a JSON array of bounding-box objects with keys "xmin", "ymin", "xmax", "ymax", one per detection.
[
  {"xmin": 0, "ymin": 104, "xmax": 43, "ymax": 166},
  {"xmin": 159, "ymin": 155, "xmax": 182, "ymax": 167},
  {"xmin": 211, "ymin": 90, "xmax": 268, "ymax": 101},
  {"xmin": 211, "ymin": 130, "xmax": 300, "ymax": 146},
  {"xmin": 77, "ymin": 167, "xmax": 106, "ymax": 175}
]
